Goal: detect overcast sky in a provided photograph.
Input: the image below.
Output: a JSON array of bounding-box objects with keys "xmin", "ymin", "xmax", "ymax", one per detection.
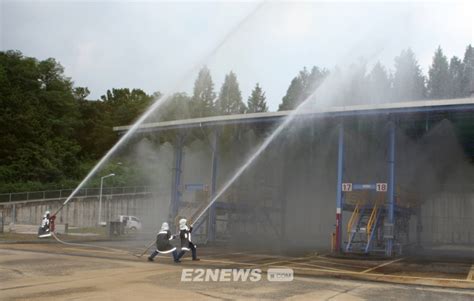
[{"xmin": 1, "ymin": 0, "xmax": 473, "ymax": 110}]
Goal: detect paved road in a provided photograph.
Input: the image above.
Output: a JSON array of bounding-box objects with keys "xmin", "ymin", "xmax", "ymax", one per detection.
[{"xmin": 1, "ymin": 245, "xmax": 474, "ymax": 300}]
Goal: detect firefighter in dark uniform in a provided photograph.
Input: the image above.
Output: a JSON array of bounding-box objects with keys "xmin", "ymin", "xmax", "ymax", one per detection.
[
  {"xmin": 176, "ymin": 218, "xmax": 200, "ymax": 261},
  {"xmin": 148, "ymin": 222, "xmax": 180, "ymax": 263}
]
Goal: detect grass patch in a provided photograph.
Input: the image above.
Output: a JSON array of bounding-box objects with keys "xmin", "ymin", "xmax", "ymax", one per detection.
[
  {"xmin": 0, "ymin": 232, "xmax": 39, "ymax": 242},
  {"xmin": 67, "ymin": 226, "xmax": 107, "ymax": 235}
]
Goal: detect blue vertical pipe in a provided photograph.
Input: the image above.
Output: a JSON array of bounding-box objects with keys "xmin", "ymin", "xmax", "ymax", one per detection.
[
  {"xmin": 170, "ymin": 135, "xmax": 184, "ymax": 218},
  {"xmin": 386, "ymin": 121, "xmax": 396, "ymax": 256},
  {"xmin": 335, "ymin": 123, "xmax": 344, "ymax": 252},
  {"xmin": 208, "ymin": 129, "xmax": 219, "ymax": 241}
]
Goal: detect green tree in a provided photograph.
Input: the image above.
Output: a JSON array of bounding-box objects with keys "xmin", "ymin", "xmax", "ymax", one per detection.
[
  {"xmin": 100, "ymin": 88, "xmax": 154, "ymax": 126},
  {"xmin": 0, "ymin": 50, "xmax": 81, "ymax": 185},
  {"xmin": 305, "ymin": 66, "xmax": 329, "ymax": 100},
  {"xmin": 367, "ymin": 62, "xmax": 391, "ymax": 103},
  {"xmin": 76, "ymin": 99, "xmax": 112, "ymax": 159},
  {"xmin": 73, "ymin": 87, "xmax": 90, "ymax": 101},
  {"xmin": 347, "ymin": 62, "xmax": 368, "ymax": 104},
  {"xmin": 191, "ymin": 66, "xmax": 216, "ymax": 117},
  {"xmin": 448, "ymin": 56, "xmax": 464, "ymax": 98},
  {"xmin": 279, "ymin": 66, "xmax": 328, "ymax": 110},
  {"xmin": 427, "ymin": 46, "xmax": 450, "ymax": 99},
  {"xmin": 279, "ymin": 76, "xmax": 304, "ymax": 111},
  {"xmin": 159, "ymin": 92, "xmax": 192, "ymax": 121},
  {"xmin": 461, "ymin": 44, "xmax": 474, "ymax": 97},
  {"xmin": 392, "ymin": 49, "xmax": 426, "ymax": 101},
  {"xmin": 81, "ymin": 88, "xmax": 155, "ymax": 159},
  {"xmin": 247, "ymin": 83, "xmax": 268, "ymax": 113},
  {"xmin": 217, "ymin": 71, "xmax": 246, "ymax": 115}
]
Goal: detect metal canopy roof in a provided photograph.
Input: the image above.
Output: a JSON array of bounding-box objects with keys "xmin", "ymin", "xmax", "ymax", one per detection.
[{"xmin": 113, "ymin": 97, "xmax": 474, "ymax": 133}]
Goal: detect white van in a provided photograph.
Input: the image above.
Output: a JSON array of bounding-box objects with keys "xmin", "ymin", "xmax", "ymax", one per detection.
[{"xmin": 118, "ymin": 215, "xmax": 142, "ymax": 232}]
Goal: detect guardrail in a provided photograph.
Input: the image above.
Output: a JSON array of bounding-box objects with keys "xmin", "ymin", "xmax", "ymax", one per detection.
[{"xmin": 0, "ymin": 186, "xmax": 152, "ymax": 203}]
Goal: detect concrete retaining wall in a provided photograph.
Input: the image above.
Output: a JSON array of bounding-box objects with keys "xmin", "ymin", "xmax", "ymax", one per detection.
[{"xmin": 0, "ymin": 193, "xmax": 161, "ymax": 228}]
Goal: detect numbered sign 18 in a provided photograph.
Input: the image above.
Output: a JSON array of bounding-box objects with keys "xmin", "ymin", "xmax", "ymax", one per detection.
[
  {"xmin": 342, "ymin": 183, "xmax": 353, "ymax": 192},
  {"xmin": 376, "ymin": 183, "xmax": 388, "ymax": 192}
]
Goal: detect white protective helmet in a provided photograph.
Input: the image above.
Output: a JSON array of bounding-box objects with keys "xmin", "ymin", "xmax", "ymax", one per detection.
[
  {"xmin": 179, "ymin": 218, "xmax": 187, "ymax": 230},
  {"xmin": 45, "ymin": 211, "xmax": 50, "ymax": 216},
  {"xmin": 161, "ymin": 222, "xmax": 169, "ymax": 231}
]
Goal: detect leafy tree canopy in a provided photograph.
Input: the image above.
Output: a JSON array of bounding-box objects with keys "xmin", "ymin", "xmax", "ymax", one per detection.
[
  {"xmin": 0, "ymin": 50, "xmax": 81, "ymax": 184},
  {"xmin": 247, "ymin": 83, "xmax": 268, "ymax": 113},
  {"xmin": 428, "ymin": 46, "xmax": 450, "ymax": 99},
  {"xmin": 392, "ymin": 48, "xmax": 426, "ymax": 101},
  {"xmin": 217, "ymin": 71, "xmax": 246, "ymax": 115},
  {"xmin": 191, "ymin": 66, "xmax": 216, "ymax": 117}
]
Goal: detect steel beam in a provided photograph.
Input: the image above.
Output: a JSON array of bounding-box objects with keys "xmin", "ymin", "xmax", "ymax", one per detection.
[
  {"xmin": 207, "ymin": 129, "xmax": 219, "ymax": 241},
  {"xmin": 386, "ymin": 121, "xmax": 396, "ymax": 256},
  {"xmin": 170, "ymin": 134, "xmax": 184, "ymax": 219},
  {"xmin": 335, "ymin": 123, "xmax": 344, "ymax": 252},
  {"xmin": 114, "ymin": 98, "xmax": 474, "ymax": 134}
]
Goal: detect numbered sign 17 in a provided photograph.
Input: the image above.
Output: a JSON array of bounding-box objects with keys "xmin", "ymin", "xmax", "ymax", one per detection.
[{"xmin": 342, "ymin": 183, "xmax": 352, "ymax": 192}]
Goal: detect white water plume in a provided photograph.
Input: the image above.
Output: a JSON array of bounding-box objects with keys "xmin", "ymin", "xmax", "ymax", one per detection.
[
  {"xmin": 192, "ymin": 58, "xmax": 383, "ymax": 226},
  {"xmin": 54, "ymin": 2, "xmax": 265, "ymax": 215},
  {"xmin": 191, "ymin": 9, "xmax": 410, "ymax": 226}
]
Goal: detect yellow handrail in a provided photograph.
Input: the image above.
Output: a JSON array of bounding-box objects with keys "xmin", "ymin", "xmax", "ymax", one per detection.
[
  {"xmin": 366, "ymin": 202, "xmax": 378, "ymax": 239},
  {"xmin": 347, "ymin": 202, "xmax": 360, "ymax": 236}
]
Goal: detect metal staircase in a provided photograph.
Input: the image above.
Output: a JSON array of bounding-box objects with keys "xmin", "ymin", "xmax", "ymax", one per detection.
[{"xmin": 346, "ymin": 201, "xmax": 384, "ymax": 254}]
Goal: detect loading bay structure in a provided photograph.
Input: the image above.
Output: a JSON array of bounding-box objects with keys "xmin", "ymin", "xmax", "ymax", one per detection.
[{"xmin": 114, "ymin": 98, "xmax": 474, "ymax": 257}]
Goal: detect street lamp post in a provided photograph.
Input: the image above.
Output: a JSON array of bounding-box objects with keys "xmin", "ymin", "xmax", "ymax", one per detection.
[{"xmin": 98, "ymin": 173, "xmax": 115, "ymax": 225}]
